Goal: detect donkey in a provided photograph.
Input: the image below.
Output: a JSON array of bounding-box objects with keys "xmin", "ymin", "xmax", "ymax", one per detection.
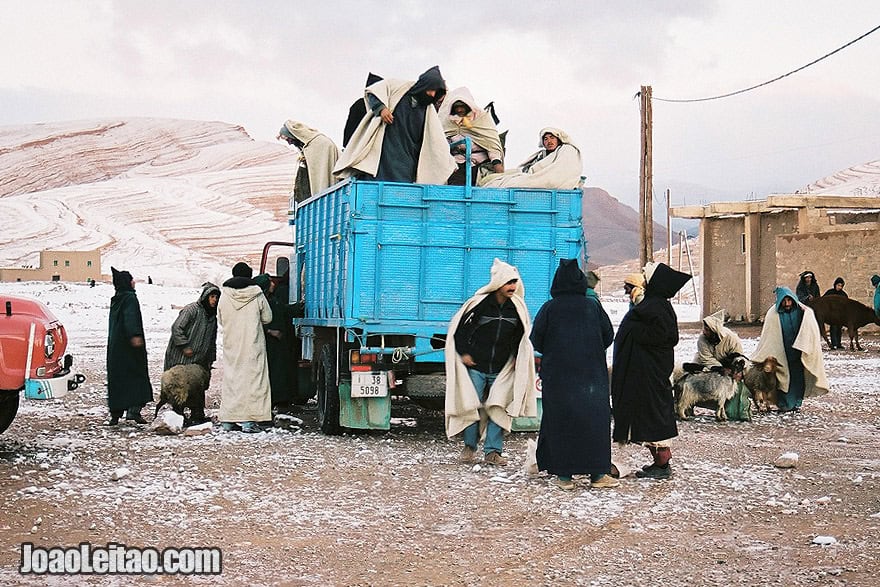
[{"xmin": 808, "ymin": 296, "xmax": 880, "ymax": 351}]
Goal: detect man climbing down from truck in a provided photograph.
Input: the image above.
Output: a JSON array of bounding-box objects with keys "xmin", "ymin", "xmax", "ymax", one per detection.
[{"xmin": 445, "ymin": 259, "xmax": 538, "ymax": 466}]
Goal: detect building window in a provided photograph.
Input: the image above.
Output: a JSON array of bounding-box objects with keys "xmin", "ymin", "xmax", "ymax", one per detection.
[
  {"xmin": 87, "ymin": 261, "xmax": 92, "ymax": 267},
  {"xmin": 53, "ymin": 260, "xmax": 58, "ymax": 267},
  {"xmin": 741, "ymin": 233, "xmax": 746, "ymax": 254},
  {"xmin": 64, "ymin": 260, "xmax": 70, "ymax": 267}
]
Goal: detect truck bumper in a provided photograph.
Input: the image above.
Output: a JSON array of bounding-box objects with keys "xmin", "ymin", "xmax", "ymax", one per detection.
[{"xmin": 24, "ymin": 370, "xmax": 86, "ymax": 400}]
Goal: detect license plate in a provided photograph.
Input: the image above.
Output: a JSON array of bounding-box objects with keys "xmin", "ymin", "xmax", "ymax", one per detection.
[{"xmin": 351, "ymin": 371, "xmax": 388, "ymax": 398}]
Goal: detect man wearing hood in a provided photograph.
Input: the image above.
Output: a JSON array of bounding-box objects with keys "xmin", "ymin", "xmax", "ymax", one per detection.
[
  {"xmin": 334, "ymin": 66, "xmax": 457, "ymax": 184},
  {"xmin": 217, "ymin": 262, "xmax": 273, "ymax": 433},
  {"xmin": 531, "ymin": 259, "xmax": 617, "ymax": 490},
  {"xmin": 106, "ymin": 267, "xmax": 153, "ymax": 425},
  {"xmin": 822, "ymin": 277, "xmax": 848, "ymax": 350},
  {"xmin": 278, "ymin": 120, "xmax": 341, "ymax": 202},
  {"xmin": 439, "ymin": 86, "xmax": 505, "ymax": 185},
  {"xmin": 479, "ymin": 128, "xmax": 582, "ymax": 190},
  {"xmin": 343, "ymin": 72, "xmax": 383, "ymax": 148},
  {"xmin": 163, "ymin": 282, "xmax": 221, "ymax": 424},
  {"xmin": 796, "ymin": 270, "xmax": 820, "ymax": 305},
  {"xmin": 611, "ymin": 262, "xmax": 691, "ymax": 479},
  {"xmin": 693, "ymin": 309, "xmax": 743, "ymax": 370},
  {"xmin": 445, "ymin": 259, "xmax": 537, "ymax": 466},
  {"xmin": 751, "ymin": 287, "xmax": 829, "ymax": 413}
]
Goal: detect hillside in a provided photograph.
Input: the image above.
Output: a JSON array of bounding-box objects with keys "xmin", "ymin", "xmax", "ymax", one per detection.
[
  {"xmin": 0, "ymin": 118, "xmax": 296, "ymax": 285},
  {"xmin": 582, "ymin": 187, "xmax": 667, "ymax": 267}
]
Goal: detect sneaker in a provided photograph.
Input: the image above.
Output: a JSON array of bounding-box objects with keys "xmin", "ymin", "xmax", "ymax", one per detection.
[
  {"xmin": 460, "ymin": 446, "xmax": 478, "ymax": 464},
  {"xmin": 484, "ymin": 451, "xmax": 508, "ymax": 466},
  {"xmin": 590, "ymin": 474, "xmax": 620, "ymax": 489},
  {"xmin": 104, "ymin": 416, "xmax": 120, "ymax": 426},
  {"xmin": 635, "ymin": 464, "xmax": 672, "ymax": 479},
  {"xmin": 221, "ymin": 422, "xmax": 240, "ymax": 432},
  {"xmin": 552, "ymin": 477, "xmax": 576, "ymax": 491},
  {"xmin": 240, "ymin": 421, "xmax": 262, "ymax": 433},
  {"xmin": 125, "ymin": 413, "xmax": 148, "ymax": 425}
]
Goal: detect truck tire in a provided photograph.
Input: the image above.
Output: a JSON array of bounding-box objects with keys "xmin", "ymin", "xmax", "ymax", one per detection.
[
  {"xmin": 0, "ymin": 390, "xmax": 20, "ymax": 434},
  {"xmin": 316, "ymin": 343, "xmax": 341, "ymax": 435}
]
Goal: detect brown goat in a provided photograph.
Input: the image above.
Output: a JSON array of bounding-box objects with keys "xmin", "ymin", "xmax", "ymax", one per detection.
[
  {"xmin": 808, "ymin": 296, "xmax": 880, "ymax": 351},
  {"xmin": 743, "ymin": 356, "xmax": 780, "ymax": 412}
]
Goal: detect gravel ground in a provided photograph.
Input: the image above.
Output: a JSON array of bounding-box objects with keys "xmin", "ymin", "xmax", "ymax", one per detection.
[{"xmin": 1, "ymin": 283, "xmax": 879, "ymax": 586}]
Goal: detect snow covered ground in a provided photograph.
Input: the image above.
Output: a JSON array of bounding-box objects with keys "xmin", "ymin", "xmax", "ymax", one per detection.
[{"xmin": 1, "ymin": 281, "xmax": 879, "ymax": 585}]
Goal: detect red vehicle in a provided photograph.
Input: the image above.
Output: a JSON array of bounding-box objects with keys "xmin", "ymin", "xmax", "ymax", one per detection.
[{"xmin": 0, "ymin": 294, "xmax": 84, "ymax": 433}]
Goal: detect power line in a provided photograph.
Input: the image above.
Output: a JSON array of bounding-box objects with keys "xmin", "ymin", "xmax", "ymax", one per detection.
[{"xmin": 654, "ymin": 24, "xmax": 880, "ymax": 103}]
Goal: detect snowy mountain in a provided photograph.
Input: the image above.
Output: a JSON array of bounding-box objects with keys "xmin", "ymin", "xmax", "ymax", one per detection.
[
  {"xmin": 802, "ymin": 159, "xmax": 880, "ymax": 196},
  {"xmin": 0, "ymin": 118, "xmax": 297, "ymax": 286}
]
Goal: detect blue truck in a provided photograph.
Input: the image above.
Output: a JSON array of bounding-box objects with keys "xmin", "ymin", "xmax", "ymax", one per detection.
[{"xmin": 261, "ymin": 174, "xmax": 584, "ymax": 434}]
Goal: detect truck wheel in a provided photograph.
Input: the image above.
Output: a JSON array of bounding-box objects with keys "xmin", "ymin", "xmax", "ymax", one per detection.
[
  {"xmin": 316, "ymin": 343, "xmax": 341, "ymax": 435},
  {"xmin": 0, "ymin": 390, "xmax": 20, "ymax": 434}
]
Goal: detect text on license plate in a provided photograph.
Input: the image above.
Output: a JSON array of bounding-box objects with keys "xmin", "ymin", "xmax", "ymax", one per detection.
[{"xmin": 351, "ymin": 371, "xmax": 388, "ymax": 398}]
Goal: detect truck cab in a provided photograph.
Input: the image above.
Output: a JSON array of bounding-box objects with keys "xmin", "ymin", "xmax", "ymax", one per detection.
[{"xmin": 0, "ymin": 294, "xmax": 85, "ymax": 433}]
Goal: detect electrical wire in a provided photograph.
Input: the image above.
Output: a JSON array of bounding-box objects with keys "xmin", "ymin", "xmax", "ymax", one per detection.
[{"xmin": 654, "ymin": 24, "xmax": 880, "ymax": 103}]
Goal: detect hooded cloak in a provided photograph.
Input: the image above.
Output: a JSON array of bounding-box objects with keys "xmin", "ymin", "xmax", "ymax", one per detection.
[
  {"xmin": 107, "ymin": 267, "xmax": 153, "ymax": 412},
  {"xmin": 343, "ymin": 72, "xmax": 384, "ymax": 148},
  {"xmin": 531, "ymin": 259, "xmax": 614, "ymax": 477},
  {"xmin": 478, "ymin": 127, "xmax": 582, "ymax": 189},
  {"xmin": 611, "ymin": 263, "xmax": 691, "ymax": 444},
  {"xmin": 334, "ymin": 66, "xmax": 457, "ymax": 184},
  {"xmin": 439, "ymin": 87, "xmax": 504, "ymax": 164},
  {"xmin": 281, "ymin": 120, "xmax": 340, "ymax": 198},
  {"xmin": 694, "ymin": 309, "xmax": 743, "ymax": 368},
  {"xmin": 445, "ymin": 259, "xmax": 537, "ymax": 438},
  {"xmin": 751, "ymin": 286, "xmax": 828, "ymax": 404},
  {"xmin": 163, "ymin": 282, "xmax": 220, "ymax": 371},
  {"xmin": 217, "ymin": 274, "xmax": 273, "ymax": 423}
]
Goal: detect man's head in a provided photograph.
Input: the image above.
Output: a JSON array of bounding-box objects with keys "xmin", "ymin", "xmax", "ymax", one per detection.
[
  {"xmin": 542, "ymin": 132, "xmax": 560, "ymax": 153},
  {"xmin": 702, "ymin": 322, "xmax": 721, "ymax": 344},
  {"xmin": 780, "ymin": 296, "xmax": 795, "ymax": 312},
  {"xmin": 207, "ymin": 293, "xmax": 220, "ymax": 308},
  {"xmin": 451, "ymin": 100, "xmax": 471, "ymax": 117},
  {"xmin": 801, "ymin": 271, "xmax": 814, "ymax": 283},
  {"xmin": 494, "ymin": 278, "xmax": 519, "ymax": 303},
  {"xmin": 834, "ymin": 277, "xmax": 845, "ymax": 291},
  {"xmin": 232, "ymin": 262, "xmax": 253, "ymax": 279}
]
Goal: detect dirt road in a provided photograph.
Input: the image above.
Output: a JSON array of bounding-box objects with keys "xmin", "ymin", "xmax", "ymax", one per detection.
[{"xmin": 1, "ymin": 286, "xmax": 879, "ymax": 586}]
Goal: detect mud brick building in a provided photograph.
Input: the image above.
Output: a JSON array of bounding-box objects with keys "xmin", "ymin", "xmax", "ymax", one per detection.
[
  {"xmin": 671, "ymin": 195, "xmax": 880, "ymax": 322},
  {"xmin": 0, "ymin": 249, "xmax": 102, "ymax": 283}
]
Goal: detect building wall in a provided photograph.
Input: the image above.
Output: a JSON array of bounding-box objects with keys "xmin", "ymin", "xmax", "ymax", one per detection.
[
  {"xmin": 776, "ymin": 226, "xmax": 880, "ymax": 305},
  {"xmin": 0, "ymin": 250, "xmax": 101, "ymax": 283},
  {"xmin": 757, "ymin": 210, "xmax": 798, "ymax": 316},
  {"xmin": 702, "ymin": 216, "xmax": 747, "ymax": 319}
]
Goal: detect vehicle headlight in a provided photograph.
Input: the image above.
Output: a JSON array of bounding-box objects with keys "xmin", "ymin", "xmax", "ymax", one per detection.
[{"xmin": 44, "ymin": 332, "xmax": 55, "ymax": 357}]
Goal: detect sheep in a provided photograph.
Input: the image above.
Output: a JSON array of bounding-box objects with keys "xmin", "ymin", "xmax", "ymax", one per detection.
[
  {"xmin": 808, "ymin": 296, "xmax": 880, "ymax": 351},
  {"xmin": 155, "ymin": 364, "xmax": 211, "ymax": 426},
  {"xmin": 743, "ymin": 356, "xmax": 780, "ymax": 412}
]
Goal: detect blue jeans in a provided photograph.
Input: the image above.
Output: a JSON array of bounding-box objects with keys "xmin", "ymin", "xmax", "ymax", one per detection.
[{"xmin": 462, "ymin": 369, "xmax": 504, "ymax": 454}]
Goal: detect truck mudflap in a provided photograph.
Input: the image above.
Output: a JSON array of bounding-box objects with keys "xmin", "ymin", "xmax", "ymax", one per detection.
[
  {"xmin": 24, "ymin": 371, "xmax": 85, "ymax": 400},
  {"xmin": 338, "ymin": 380, "xmax": 392, "ymax": 430}
]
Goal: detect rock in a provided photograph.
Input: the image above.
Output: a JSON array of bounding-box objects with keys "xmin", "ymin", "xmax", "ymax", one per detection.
[
  {"xmin": 111, "ymin": 467, "xmax": 130, "ymax": 481},
  {"xmin": 774, "ymin": 452, "xmax": 799, "ymax": 468},
  {"xmin": 812, "ymin": 535, "xmax": 838, "ymax": 546},
  {"xmin": 184, "ymin": 422, "xmax": 212, "ymax": 436},
  {"xmin": 150, "ymin": 411, "xmax": 184, "ymax": 435}
]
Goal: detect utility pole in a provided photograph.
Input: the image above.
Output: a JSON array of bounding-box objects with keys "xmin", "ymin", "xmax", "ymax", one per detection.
[
  {"xmin": 639, "ymin": 85, "xmax": 653, "ymax": 266},
  {"xmin": 666, "ymin": 188, "xmax": 672, "ymax": 266}
]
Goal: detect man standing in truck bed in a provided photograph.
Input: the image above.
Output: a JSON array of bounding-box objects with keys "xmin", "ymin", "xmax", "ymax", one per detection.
[
  {"xmin": 445, "ymin": 259, "xmax": 538, "ymax": 466},
  {"xmin": 333, "ymin": 65, "xmax": 456, "ymax": 185}
]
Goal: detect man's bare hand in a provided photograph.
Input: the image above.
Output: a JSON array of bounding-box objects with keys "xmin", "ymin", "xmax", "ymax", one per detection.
[
  {"xmin": 268, "ymin": 329, "xmax": 282, "ymax": 340},
  {"xmin": 380, "ymin": 107, "xmax": 394, "ymax": 124},
  {"xmin": 461, "ymin": 353, "xmax": 476, "ymax": 367},
  {"xmin": 182, "ymin": 347, "xmax": 194, "ymax": 357},
  {"xmin": 130, "ymin": 336, "xmax": 144, "ymax": 348}
]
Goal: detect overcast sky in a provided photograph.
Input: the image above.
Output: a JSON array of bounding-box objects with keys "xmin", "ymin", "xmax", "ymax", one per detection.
[{"xmin": 2, "ymin": 1, "xmax": 879, "ymax": 208}]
